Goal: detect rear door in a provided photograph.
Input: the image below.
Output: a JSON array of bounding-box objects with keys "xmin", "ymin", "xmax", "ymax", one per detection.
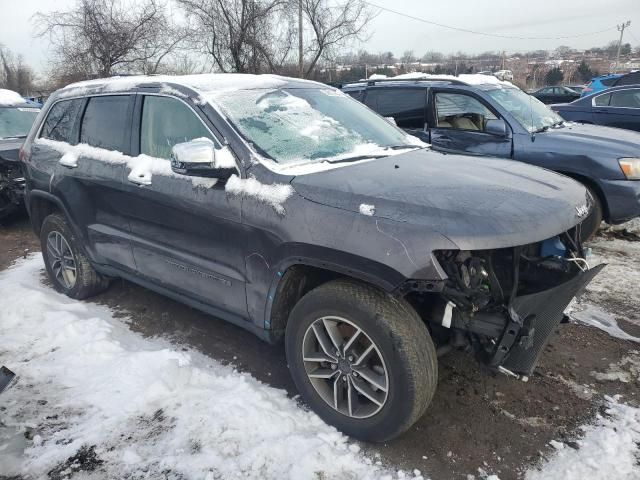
[
  {"xmin": 591, "ymin": 88, "xmax": 640, "ymax": 131},
  {"xmin": 363, "ymin": 87, "xmax": 429, "ymax": 142},
  {"xmin": 122, "ymin": 93, "xmax": 248, "ymax": 318},
  {"xmin": 33, "ymin": 95, "xmax": 136, "ymax": 271},
  {"xmin": 428, "ymin": 89, "xmax": 512, "ymax": 158}
]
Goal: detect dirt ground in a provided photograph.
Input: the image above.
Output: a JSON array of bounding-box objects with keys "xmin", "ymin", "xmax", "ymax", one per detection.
[{"xmin": 1, "ymin": 212, "xmax": 638, "ymax": 479}]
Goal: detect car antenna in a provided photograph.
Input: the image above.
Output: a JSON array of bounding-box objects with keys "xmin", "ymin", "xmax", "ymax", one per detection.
[{"xmin": 529, "ymin": 92, "xmax": 535, "ymax": 142}]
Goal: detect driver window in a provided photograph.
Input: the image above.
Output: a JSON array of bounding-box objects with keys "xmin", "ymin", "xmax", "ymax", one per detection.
[
  {"xmin": 141, "ymin": 95, "xmax": 218, "ymax": 159},
  {"xmin": 435, "ymin": 92, "xmax": 497, "ymax": 131}
]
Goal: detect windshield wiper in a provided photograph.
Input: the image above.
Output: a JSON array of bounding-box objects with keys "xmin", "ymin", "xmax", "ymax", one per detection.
[
  {"xmin": 2, "ymin": 135, "xmax": 27, "ymax": 139},
  {"xmin": 326, "ymin": 154, "xmax": 388, "ymax": 164},
  {"xmin": 385, "ymin": 144, "xmax": 420, "ymax": 150}
]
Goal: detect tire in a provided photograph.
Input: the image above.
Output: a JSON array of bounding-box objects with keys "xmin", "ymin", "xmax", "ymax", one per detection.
[
  {"xmin": 40, "ymin": 213, "xmax": 110, "ymax": 299},
  {"xmin": 285, "ymin": 279, "xmax": 438, "ymax": 442},
  {"xmin": 579, "ymin": 186, "xmax": 603, "ymax": 243}
]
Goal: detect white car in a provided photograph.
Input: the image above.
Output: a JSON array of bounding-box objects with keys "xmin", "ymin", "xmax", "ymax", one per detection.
[{"xmin": 494, "ymin": 70, "xmax": 514, "ymax": 81}]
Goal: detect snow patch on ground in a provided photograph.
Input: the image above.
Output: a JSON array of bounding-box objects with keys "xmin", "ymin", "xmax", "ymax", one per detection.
[
  {"xmin": 0, "ymin": 88, "xmax": 24, "ymax": 106},
  {"xmin": 0, "ymin": 256, "xmax": 396, "ymax": 480},
  {"xmin": 525, "ymin": 397, "xmax": 640, "ymax": 480},
  {"xmin": 359, "ymin": 204, "xmax": 375, "ymax": 216},
  {"xmin": 590, "ymin": 352, "xmax": 640, "ymax": 384},
  {"xmin": 570, "ymin": 304, "xmax": 639, "ymax": 343},
  {"xmin": 225, "ymin": 175, "xmax": 293, "ymax": 214}
]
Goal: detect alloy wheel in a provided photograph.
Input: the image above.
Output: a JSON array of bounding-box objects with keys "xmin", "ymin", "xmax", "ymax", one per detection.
[
  {"xmin": 302, "ymin": 316, "xmax": 389, "ymax": 418},
  {"xmin": 46, "ymin": 231, "xmax": 77, "ymax": 289}
]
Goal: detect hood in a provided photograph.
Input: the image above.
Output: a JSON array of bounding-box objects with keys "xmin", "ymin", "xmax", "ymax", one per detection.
[
  {"xmin": 539, "ymin": 122, "xmax": 640, "ymax": 156},
  {"xmin": 291, "ymin": 149, "xmax": 591, "ymax": 250},
  {"xmin": 0, "ymin": 138, "xmax": 23, "ymax": 163}
]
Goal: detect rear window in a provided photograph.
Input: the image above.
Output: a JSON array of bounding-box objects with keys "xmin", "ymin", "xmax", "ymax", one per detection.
[
  {"xmin": 364, "ymin": 88, "xmax": 426, "ymax": 128},
  {"xmin": 601, "ymin": 77, "xmax": 619, "ymax": 87},
  {"xmin": 40, "ymin": 99, "xmax": 84, "ymax": 143},
  {"xmin": 609, "ymin": 89, "xmax": 640, "ymax": 108},
  {"xmin": 80, "ymin": 96, "xmax": 132, "ymax": 152},
  {"xmin": 615, "ymin": 72, "xmax": 640, "ymax": 86},
  {"xmin": 0, "ymin": 107, "xmax": 39, "ymax": 139}
]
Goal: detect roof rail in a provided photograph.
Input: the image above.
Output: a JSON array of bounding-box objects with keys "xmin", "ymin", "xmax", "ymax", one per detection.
[{"xmin": 362, "ymin": 77, "xmax": 468, "ymax": 86}]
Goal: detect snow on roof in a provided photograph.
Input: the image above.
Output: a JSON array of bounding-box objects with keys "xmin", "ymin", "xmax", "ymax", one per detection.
[
  {"xmin": 59, "ymin": 73, "xmax": 325, "ymax": 99},
  {"xmin": 392, "ymin": 72, "xmax": 514, "ymax": 87},
  {"xmin": 0, "ymin": 88, "xmax": 26, "ymax": 106}
]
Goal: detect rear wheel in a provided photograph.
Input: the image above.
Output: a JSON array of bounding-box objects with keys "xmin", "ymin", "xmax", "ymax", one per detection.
[
  {"xmin": 40, "ymin": 213, "xmax": 110, "ymax": 299},
  {"xmin": 579, "ymin": 186, "xmax": 603, "ymax": 242},
  {"xmin": 285, "ymin": 279, "xmax": 437, "ymax": 442}
]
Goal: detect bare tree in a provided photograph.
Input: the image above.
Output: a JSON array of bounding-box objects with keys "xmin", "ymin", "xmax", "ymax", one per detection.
[
  {"xmin": 302, "ymin": 0, "xmax": 373, "ymax": 77},
  {"xmin": 33, "ymin": 0, "xmax": 185, "ymax": 80},
  {"xmin": 0, "ymin": 45, "xmax": 34, "ymax": 95},
  {"xmin": 178, "ymin": 0, "xmax": 294, "ymax": 74}
]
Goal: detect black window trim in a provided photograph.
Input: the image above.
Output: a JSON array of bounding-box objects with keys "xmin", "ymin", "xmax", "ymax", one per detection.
[{"xmin": 428, "ymin": 87, "xmax": 503, "ymax": 133}]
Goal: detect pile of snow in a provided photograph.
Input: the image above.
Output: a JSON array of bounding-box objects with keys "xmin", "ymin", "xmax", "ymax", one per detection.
[
  {"xmin": 570, "ymin": 304, "xmax": 639, "ymax": 343},
  {"xmin": 0, "ymin": 88, "xmax": 25, "ymax": 106},
  {"xmin": 225, "ymin": 175, "xmax": 294, "ymax": 214},
  {"xmin": 525, "ymin": 396, "xmax": 640, "ymax": 480},
  {"xmin": 36, "ymin": 138, "xmax": 218, "ymax": 188},
  {"xmin": 359, "ymin": 203, "xmax": 376, "ymax": 216},
  {"xmin": 0, "ymin": 256, "xmax": 400, "ymax": 480},
  {"xmin": 390, "ymin": 72, "xmax": 513, "ymax": 88}
]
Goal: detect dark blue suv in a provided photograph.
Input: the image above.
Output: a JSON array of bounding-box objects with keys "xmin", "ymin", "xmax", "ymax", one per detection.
[{"xmin": 343, "ymin": 75, "xmax": 640, "ymax": 239}]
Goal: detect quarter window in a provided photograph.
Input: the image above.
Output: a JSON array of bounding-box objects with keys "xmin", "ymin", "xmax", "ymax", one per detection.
[
  {"xmin": 364, "ymin": 89, "xmax": 426, "ymax": 128},
  {"xmin": 594, "ymin": 93, "xmax": 611, "ymax": 107},
  {"xmin": 140, "ymin": 96, "xmax": 216, "ymax": 159},
  {"xmin": 40, "ymin": 99, "xmax": 84, "ymax": 144},
  {"xmin": 435, "ymin": 92, "xmax": 497, "ymax": 131},
  {"xmin": 80, "ymin": 96, "xmax": 132, "ymax": 152}
]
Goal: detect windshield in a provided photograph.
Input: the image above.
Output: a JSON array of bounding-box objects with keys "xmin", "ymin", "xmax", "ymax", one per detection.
[
  {"xmin": 212, "ymin": 88, "xmax": 415, "ymax": 165},
  {"xmin": 0, "ymin": 107, "xmax": 40, "ymax": 139},
  {"xmin": 486, "ymin": 87, "xmax": 563, "ymax": 133}
]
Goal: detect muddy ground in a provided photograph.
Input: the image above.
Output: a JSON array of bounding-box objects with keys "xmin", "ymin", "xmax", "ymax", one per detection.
[{"xmin": 1, "ymin": 213, "xmax": 638, "ymax": 479}]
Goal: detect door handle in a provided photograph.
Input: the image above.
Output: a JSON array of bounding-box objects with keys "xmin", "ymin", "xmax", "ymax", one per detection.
[{"xmin": 129, "ymin": 176, "xmax": 152, "ymax": 186}]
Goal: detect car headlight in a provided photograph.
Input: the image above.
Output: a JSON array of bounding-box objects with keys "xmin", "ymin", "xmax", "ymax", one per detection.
[{"xmin": 618, "ymin": 158, "xmax": 640, "ymax": 180}]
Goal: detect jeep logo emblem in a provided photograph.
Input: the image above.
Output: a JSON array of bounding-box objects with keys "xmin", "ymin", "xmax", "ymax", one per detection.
[{"xmin": 575, "ymin": 204, "xmax": 589, "ymax": 218}]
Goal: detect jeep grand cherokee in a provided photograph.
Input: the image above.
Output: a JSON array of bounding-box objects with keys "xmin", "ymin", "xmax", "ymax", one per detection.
[{"xmin": 20, "ymin": 74, "xmax": 600, "ymax": 441}]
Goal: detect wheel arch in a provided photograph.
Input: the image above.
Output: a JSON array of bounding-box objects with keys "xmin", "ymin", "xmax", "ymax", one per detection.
[
  {"xmin": 264, "ymin": 257, "xmax": 406, "ymax": 342},
  {"xmin": 27, "ymin": 190, "xmax": 67, "ymax": 235}
]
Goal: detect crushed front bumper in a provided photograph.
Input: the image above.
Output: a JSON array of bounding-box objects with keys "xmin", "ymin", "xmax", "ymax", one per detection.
[{"xmin": 489, "ymin": 264, "xmax": 603, "ymax": 375}]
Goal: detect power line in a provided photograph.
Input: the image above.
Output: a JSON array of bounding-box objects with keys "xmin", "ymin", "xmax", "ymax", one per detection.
[{"xmin": 364, "ymin": 2, "xmax": 618, "ymax": 41}]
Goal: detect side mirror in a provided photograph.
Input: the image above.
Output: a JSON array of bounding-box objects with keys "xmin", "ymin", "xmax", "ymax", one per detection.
[
  {"xmin": 171, "ymin": 138, "xmax": 236, "ymax": 179},
  {"xmin": 484, "ymin": 118, "xmax": 508, "ymax": 137}
]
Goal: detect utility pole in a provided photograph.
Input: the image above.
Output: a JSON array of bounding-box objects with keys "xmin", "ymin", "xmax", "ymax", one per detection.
[
  {"xmin": 614, "ymin": 20, "xmax": 631, "ymax": 73},
  {"xmin": 298, "ymin": 0, "xmax": 304, "ymax": 78}
]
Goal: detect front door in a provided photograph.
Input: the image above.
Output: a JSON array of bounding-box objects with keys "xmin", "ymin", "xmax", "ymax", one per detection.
[
  {"xmin": 122, "ymin": 93, "xmax": 248, "ymax": 318},
  {"xmin": 428, "ymin": 90, "xmax": 512, "ymax": 158}
]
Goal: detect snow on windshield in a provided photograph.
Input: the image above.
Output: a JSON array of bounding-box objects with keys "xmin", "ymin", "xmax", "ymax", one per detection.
[{"xmin": 211, "ymin": 88, "xmax": 413, "ymax": 166}]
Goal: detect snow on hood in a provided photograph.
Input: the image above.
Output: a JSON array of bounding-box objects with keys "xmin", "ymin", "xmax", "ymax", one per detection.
[{"xmin": 0, "ymin": 88, "xmax": 25, "ymax": 106}]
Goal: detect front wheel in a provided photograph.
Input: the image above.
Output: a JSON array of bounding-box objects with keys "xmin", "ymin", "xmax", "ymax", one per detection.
[{"xmin": 285, "ymin": 279, "xmax": 438, "ymax": 442}]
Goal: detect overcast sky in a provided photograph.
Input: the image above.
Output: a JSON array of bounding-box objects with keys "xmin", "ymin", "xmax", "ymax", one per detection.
[{"xmin": 1, "ymin": 0, "xmax": 638, "ymax": 76}]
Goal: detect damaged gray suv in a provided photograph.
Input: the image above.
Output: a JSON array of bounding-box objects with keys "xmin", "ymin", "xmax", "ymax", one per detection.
[{"xmin": 20, "ymin": 74, "xmax": 600, "ymax": 441}]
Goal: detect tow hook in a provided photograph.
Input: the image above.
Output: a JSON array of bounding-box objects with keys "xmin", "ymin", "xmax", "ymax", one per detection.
[{"xmin": 498, "ymin": 365, "xmax": 529, "ymax": 382}]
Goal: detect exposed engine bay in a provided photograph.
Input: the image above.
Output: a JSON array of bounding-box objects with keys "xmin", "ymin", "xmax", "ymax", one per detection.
[{"xmin": 417, "ymin": 227, "xmax": 602, "ymax": 376}]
